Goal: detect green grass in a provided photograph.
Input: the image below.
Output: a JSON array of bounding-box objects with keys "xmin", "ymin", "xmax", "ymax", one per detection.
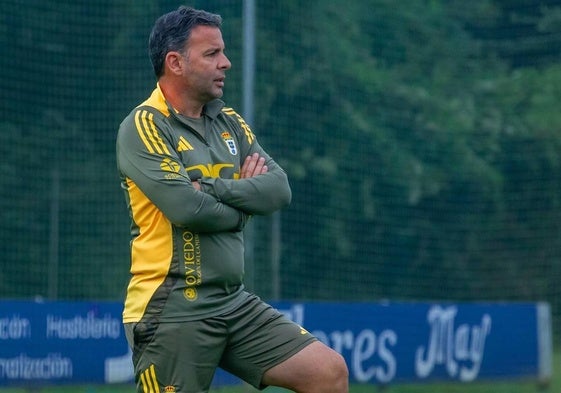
[
  {"xmin": 1, "ymin": 351, "xmax": 558, "ymax": 393},
  {"xmin": 0, "ymin": 380, "xmax": 555, "ymax": 393}
]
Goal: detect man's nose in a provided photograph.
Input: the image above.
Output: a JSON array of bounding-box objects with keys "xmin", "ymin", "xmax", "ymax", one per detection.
[{"xmin": 220, "ymin": 54, "xmax": 231, "ymax": 70}]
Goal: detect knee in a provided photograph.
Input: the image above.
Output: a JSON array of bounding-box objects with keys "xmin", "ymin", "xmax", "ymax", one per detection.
[
  {"xmin": 318, "ymin": 351, "xmax": 349, "ymax": 393},
  {"xmin": 332, "ymin": 352, "xmax": 349, "ymax": 392}
]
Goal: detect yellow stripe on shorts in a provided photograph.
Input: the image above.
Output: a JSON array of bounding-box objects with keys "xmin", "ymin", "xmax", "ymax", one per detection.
[{"xmin": 140, "ymin": 364, "xmax": 159, "ymax": 393}]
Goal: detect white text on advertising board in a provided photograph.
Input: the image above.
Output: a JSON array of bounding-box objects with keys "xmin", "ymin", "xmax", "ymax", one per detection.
[{"xmin": 415, "ymin": 305, "xmax": 491, "ymax": 381}]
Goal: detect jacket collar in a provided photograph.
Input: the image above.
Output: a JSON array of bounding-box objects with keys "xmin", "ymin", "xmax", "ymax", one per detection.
[{"xmin": 148, "ymin": 83, "xmax": 225, "ymax": 120}]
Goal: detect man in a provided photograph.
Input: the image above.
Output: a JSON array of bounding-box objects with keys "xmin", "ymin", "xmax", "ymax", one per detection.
[{"xmin": 116, "ymin": 6, "xmax": 348, "ymax": 393}]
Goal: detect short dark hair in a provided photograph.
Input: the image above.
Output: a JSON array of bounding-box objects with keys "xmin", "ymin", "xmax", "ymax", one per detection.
[{"xmin": 148, "ymin": 6, "xmax": 222, "ymax": 78}]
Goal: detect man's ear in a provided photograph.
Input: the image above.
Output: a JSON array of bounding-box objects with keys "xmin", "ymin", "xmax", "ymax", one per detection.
[{"xmin": 165, "ymin": 51, "xmax": 184, "ymax": 75}]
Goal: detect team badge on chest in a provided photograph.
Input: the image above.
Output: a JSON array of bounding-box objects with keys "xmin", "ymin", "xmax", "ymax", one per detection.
[{"xmin": 221, "ymin": 131, "xmax": 237, "ymax": 155}]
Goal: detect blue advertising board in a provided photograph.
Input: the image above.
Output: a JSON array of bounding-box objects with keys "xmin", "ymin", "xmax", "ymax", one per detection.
[
  {"xmin": 272, "ymin": 301, "xmax": 552, "ymax": 385},
  {"xmin": 0, "ymin": 300, "xmax": 552, "ymax": 387},
  {"xmin": 0, "ymin": 300, "xmax": 133, "ymax": 386}
]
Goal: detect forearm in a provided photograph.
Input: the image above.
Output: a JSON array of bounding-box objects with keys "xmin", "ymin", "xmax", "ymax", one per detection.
[
  {"xmin": 120, "ymin": 157, "xmax": 245, "ymax": 232},
  {"xmin": 160, "ymin": 187, "xmax": 247, "ymax": 231},
  {"xmin": 199, "ymin": 165, "xmax": 292, "ymax": 215}
]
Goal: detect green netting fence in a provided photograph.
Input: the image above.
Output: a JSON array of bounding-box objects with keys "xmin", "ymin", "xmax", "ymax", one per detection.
[{"xmin": 2, "ymin": 0, "xmax": 561, "ymax": 343}]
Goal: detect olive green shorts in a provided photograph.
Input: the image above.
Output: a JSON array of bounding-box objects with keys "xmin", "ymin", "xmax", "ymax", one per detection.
[{"xmin": 124, "ymin": 294, "xmax": 316, "ymax": 393}]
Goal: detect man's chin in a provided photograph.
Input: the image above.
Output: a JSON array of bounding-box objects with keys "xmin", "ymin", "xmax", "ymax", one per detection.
[{"xmin": 202, "ymin": 90, "xmax": 224, "ymax": 103}]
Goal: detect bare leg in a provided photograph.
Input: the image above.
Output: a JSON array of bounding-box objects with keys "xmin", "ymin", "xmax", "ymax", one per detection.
[{"xmin": 261, "ymin": 341, "xmax": 349, "ymax": 393}]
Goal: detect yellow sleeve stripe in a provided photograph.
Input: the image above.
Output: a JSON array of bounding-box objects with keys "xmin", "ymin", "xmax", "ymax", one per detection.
[
  {"xmin": 134, "ymin": 110, "xmax": 170, "ymax": 155},
  {"xmin": 222, "ymin": 107, "xmax": 255, "ymax": 145}
]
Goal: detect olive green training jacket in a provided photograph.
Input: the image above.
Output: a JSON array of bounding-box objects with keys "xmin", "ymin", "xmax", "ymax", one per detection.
[{"xmin": 116, "ymin": 84, "xmax": 291, "ymax": 324}]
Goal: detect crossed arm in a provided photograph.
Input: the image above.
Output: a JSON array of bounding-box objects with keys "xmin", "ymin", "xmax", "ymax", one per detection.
[
  {"xmin": 192, "ymin": 152, "xmax": 268, "ymax": 192},
  {"xmin": 196, "ymin": 148, "xmax": 291, "ymax": 216},
  {"xmin": 118, "ymin": 113, "xmax": 289, "ymax": 231}
]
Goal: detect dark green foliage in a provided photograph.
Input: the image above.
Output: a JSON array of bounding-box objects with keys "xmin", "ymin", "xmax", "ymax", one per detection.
[{"xmin": 1, "ymin": 0, "xmax": 561, "ymax": 340}]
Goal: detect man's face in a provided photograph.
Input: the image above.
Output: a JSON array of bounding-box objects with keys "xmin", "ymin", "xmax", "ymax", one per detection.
[{"xmin": 180, "ymin": 25, "xmax": 231, "ymax": 104}]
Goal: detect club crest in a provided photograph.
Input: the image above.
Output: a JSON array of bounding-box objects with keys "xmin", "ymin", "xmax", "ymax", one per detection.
[{"xmin": 221, "ymin": 131, "xmax": 237, "ymax": 155}]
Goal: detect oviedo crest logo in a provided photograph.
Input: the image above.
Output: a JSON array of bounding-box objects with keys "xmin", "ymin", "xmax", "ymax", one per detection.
[
  {"xmin": 164, "ymin": 386, "xmax": 176, "ymax": 392},
  {"xmin": 221, "ymin": 131, "xmax": 237, "ymax": 155}
]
